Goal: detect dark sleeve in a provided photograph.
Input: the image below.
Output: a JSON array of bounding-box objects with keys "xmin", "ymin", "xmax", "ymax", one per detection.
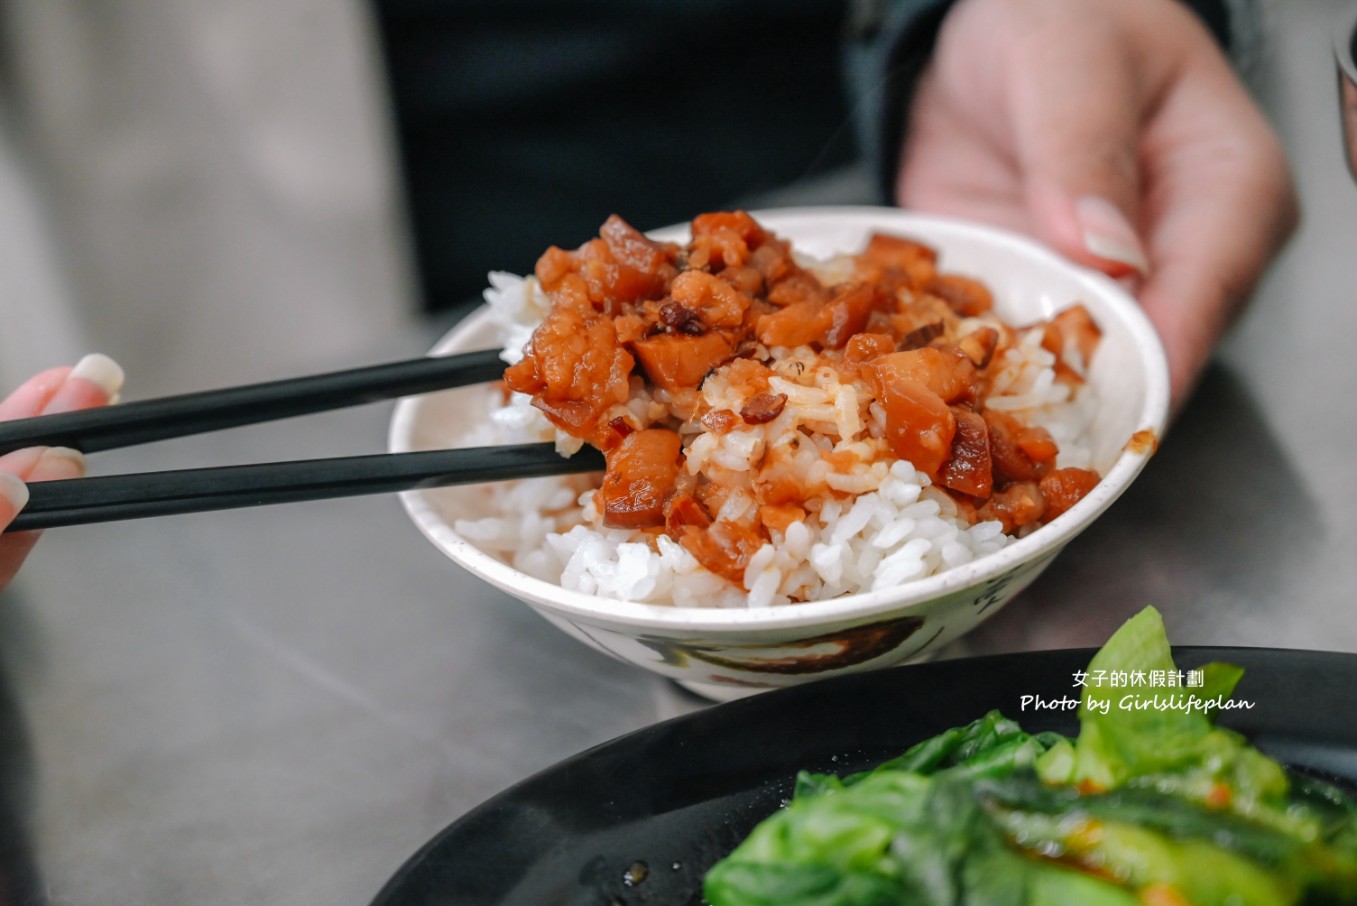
[{"xmin": 845, "ymin": 0, "xmax": 1243, "ymax": 203}]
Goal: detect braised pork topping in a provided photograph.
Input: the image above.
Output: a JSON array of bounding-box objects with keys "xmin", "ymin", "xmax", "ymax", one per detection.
[{"xmin": 505, "ymin": 212, "xmax": 1104, "ymax": 580}]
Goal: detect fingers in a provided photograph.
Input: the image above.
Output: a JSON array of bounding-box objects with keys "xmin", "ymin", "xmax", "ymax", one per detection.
[
  {"xmin": 0, "ymin": 474, "xmax": 37, "ymax": 589},
  {"xmin": 46, "ymin": 353, "xmax": 125, "ymax": 414},
  {"xmin": 0, "ymin": 353, "xmax": 119, "ymax": 486},
  {"xmin": 901, "ymin": 0, "xmax": 1298, "ymax": 413},
  {"xmin": 0, "ymin": 473, "xmax": 29, "ymax": 535},
  {"xmin": 1137, "ymin": 85, "xmax": 1298, "ymax": 409},
  {"xmin": 897, "ymin": 65, "xmax": 1032, "ymax": 231},
  {"xmin": 0, "ymin": 367, "xmax": 72, "ymax": 422},
  {"xmin": 913, "ymin": 0, "xmax": 1162, "ymax": 277},
  {"xmin": 0, "ymin": 448, "xmax": 88, "ymax": 588},
  {"xmin": 0, "ymin": 353, "xmax": 125, "ymax": 421},
  {"xmin": 0, "ymin": 446, "xmax": 88, "ymax": 483},
  {"xmin": 0, "ymin": 354, "xmax": 123, "ymax": 587},
  {"xmin": 999, "ymin": 17, "xmax": 1150, "ymax": 278},
  {"xmin": 1125, "ymin": 24, "xmax": 1298, "ymax": 410}
]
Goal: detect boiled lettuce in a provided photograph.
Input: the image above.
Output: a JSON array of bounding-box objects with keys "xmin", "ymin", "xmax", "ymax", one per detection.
[{"xmin": 703, "ymin": 607, "xmax": 1357, "ymax": 906}]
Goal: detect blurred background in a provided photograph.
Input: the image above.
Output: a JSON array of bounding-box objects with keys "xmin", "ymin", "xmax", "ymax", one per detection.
[
  {"xmin": 0, "ymin": 1, "xmax": 412, "ymax": 395},
  {"xmin": 0, "ymin": 0, "xmax": 881, "ymax": 396},
  {"xmin": 0, "ymin": 2, "xmax": 1352, "ymax": 904}
]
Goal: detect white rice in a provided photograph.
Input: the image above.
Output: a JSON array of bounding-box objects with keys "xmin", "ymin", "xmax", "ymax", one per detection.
[{"xmin": 450, "ymin": 268, "xmax": 1098, "ymax": 608}]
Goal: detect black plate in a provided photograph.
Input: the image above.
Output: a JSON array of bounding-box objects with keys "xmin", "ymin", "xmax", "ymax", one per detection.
[{"xmin": 370, "ymin": 648, "xmax": 1357, "ymax": 906}]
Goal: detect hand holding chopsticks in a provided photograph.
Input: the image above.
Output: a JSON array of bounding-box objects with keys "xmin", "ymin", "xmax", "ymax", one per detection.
[{"xmin": 1, "ymin": 349, "xmax": 603, "ymax": 532}]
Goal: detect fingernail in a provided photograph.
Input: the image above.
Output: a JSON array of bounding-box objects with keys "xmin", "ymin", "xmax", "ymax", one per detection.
[
  {"xmin": 29, "ymin": 447, "xmax": 87, "ymax": 483},
  {"xmin": 0, "ymin": 472, "xmax": 29, "ymax": 514},
  {"xmin": 1077, "ymin": 195, "xmax": 1149, "ymax": 277},
  {"xmin": 69, "ymin": 353, "xmax": 125, "ymax": 399}
]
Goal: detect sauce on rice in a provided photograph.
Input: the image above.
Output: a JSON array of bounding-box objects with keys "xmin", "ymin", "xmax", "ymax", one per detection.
[{"xmin": 503, "ymin": 211, "xmax": 1102, "ymax": 594}]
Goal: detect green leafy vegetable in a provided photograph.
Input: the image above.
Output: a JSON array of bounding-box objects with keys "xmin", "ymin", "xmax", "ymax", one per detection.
[{"xmin": 703, "ymin": 607, "xmax": 1357, "ymax": 906}]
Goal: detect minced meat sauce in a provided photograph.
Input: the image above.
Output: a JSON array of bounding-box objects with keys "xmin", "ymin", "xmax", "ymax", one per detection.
[{"xmin": 504, "ymin": 211, "xmax": 1101, "ymax": 585}]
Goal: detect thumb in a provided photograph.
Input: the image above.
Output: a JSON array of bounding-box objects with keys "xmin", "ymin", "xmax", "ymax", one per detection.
[
  {"xmin": 1007, "ymin": 29, "xmax": 1151, "ymax": 279},
  {"xmin": 0, "ymin": 472, "xmax": 37, "ymax": 589},
  {"xmin": 0, "ymin": 448, "xmax": 86, "ymax": 588},
  {"xmin": 0, "ymin": 472, "xmax": 28, "ymax": 532}
]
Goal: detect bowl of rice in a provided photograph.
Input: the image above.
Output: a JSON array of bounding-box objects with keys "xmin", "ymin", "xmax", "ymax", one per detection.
[{"xmin": 390, "ymin": 206, "xmax": 1169, "ymax": 699}]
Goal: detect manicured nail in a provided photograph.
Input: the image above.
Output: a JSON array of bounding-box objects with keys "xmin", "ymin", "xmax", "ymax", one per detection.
[
  {"xmin": 30, "ymin": 447, "xmax": 87, "ymax": 482},
  {"xmin": 69, "ymin": 353, "xmax": 125, "ymax": 399},
  {"xmin": 0, "ymin": 472, "xmax": 29, "ymax": 514},
  {"xmin": 1077, "ymin": 195, "xmax": 1149, "ymax": 277}
]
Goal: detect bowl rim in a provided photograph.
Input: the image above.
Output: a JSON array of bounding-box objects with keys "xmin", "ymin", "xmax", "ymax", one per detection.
[{"xmin": 389, "ymin": 206, "xmax": 1170, "ymax": 633}]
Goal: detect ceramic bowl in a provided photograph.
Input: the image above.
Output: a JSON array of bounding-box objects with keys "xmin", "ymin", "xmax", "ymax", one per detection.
[{"xmin": 389, "ymin": 206, "xmax": 1169, "ymax": 700}]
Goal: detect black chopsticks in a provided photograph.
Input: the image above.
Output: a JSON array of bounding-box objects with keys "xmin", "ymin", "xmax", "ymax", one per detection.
[
  {"xmin": 0, "ymin": 348, "xmax": 505, "ymax": 456},
  {"xmin": 8, "ymin": 444, "xmax": 604, "ymax": 532},
  {"xmin": 2, "ymin": 348, "xmax": 605, "ymax": 532}
]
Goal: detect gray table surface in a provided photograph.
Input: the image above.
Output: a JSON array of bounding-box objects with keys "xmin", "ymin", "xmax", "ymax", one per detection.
[{"xmin": 1, "ymin": 2, "xmax": 1355, "ymax": 904}]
